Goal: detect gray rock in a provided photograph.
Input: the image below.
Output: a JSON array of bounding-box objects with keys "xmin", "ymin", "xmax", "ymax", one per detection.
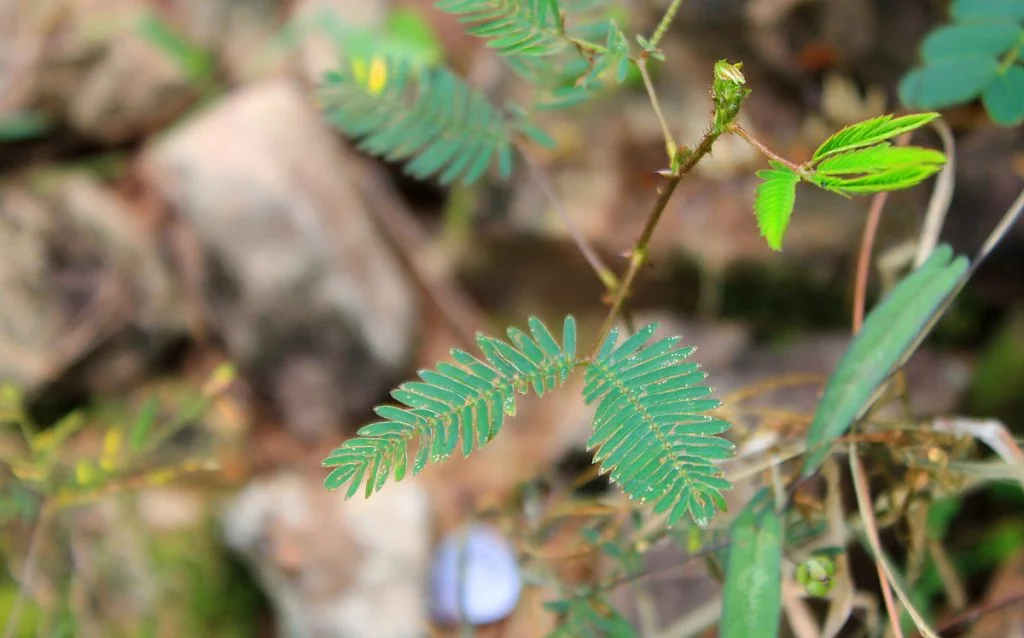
[
  {"xmin": 138, "ymin": 79, "xmax": 418, "ymax": 441},
  {"xmin": 0, "ymin": 173, "xmax": 186, "ymax": 395},
  {"xmin": 223, "ymin": 471, "xmax": 431, "ymax": 638}
]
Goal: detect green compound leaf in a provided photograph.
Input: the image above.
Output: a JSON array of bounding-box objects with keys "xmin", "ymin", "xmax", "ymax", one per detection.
[
  {"xmin": 753, "ymin": 163, "xmax": 799, "ymax": 252},
  {"xmin": 899, "ymin": 58, "xmax": 1000, "ymax": 109},
  {"xmin": 801, "ymin": 245, "xmax": 970, "ymax": 476},
  {"xmin": 813, "ymin": 144, "xmax": 945, "ymax": 177},
  {"xmin": 920, "ymin": 23, "xmax": 1022, "ymax": 60},
  {"xmin": 436, "ymin": 0, "xmax": 567, "ymax": 57},
  {"xmin": 815, "ymin": 164, "xmax": 944, "ymax": 195},
  {"xmin": 983, "ymin": 65, "xmax": 1024, "ymax": 126},
  {"xmin": 812, "ymin": 113, "xmax": 940, "ymax": 161},
  {"xmin": 323, "ymin": 316, "xmax": 578, "ymax": 498},
  {"xmin": 951, "ymin": 0, "xmax": 1024, "ymax": 21},
  {"xmin": 721, "ymin": 501, "xmax": 784, "ymax": 638},
  {"xmin": 584, "ymin": 323, "xmax": 734, "ymax": 528},
  {"xmin": 319, "ymin": 57, "xmax": 517, "ymax": 185}
]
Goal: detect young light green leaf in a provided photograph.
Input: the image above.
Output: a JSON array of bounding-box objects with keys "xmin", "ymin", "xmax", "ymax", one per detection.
[
  {"xmin": 899, "ymin": 59, "xmax": 999, "ymax": 110},
  {"xmin": 812, "ymin": 113, "xmax": 941, "ymax": 161},
  {"xmin": 813, "ymin": 144, "xmax": 946, "ymax": 176},
  {"xmin": 982, "ymin": 65, "xmax": 1024, "ymax": 126},
  {"xmin": 920, "ymin": 23, "xmax": 1022, "ymax": 61},
  {"xmin": 721, "ymin": 503, "xmax": 783, "ymax": 638},
  {"xmin": 753, "ymin": 163, "xmax": 800, "ymax": 251},
  {"xmin": 822, "ymin": 164, "xmax": 944, "ymax": 195},
  {"xmin": 801, "ymin": 245, "xmax": 970, "ymax": 476}
]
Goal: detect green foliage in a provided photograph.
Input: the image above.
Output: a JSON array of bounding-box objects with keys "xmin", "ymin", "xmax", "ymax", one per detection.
[
  {"xmin": 136, "ymin": 10, "xmax": 215, "ymax": 82},
  {"xmin": 713, "ymin": 60, "xmax": 752, "ymax": 133},
  {"xmin": 545, "ymin": 593, "xmax": 635, "ymax": 638},
  {"xmin": 436, "ymin": 0, "xmax": 566, "ymax": 56},
  {"xmin": 900, "ymin": 0, "xmax": 1024, "ymax": 125},
  {"xmin": 323, "ymin": 316, "xmax": 578, "ymax": 498},
  {"xmin": 753, "ymin": 163, "xmax": 799, "ymax": 251},
  {"xmin": 319, "ymin": 58, "xmax": 522, "ymax": 185},
  {"xmin": 585, "ymin": 323, "xmax": 734, "ymax": 527},
  {"xmin": 720, "ymin": 497, "xmax": 783, "ymax": 638},
  {"xmin": 384, "ymin": 8, "xmax": 447, "ymax": 65},
  {"xmin": 323, "ymin": 316, "xmax": 734, "ymax": 528},
  {"xmin": 801, "ymin": 245, "xmax": 970, "ymax": 476},
  {"xmin": 810, "ymin": 113, "xmax": 940, "ymax": 161},
  {"xmin": 0, "ymin": 110, "xmax": 51, "ymax": 142},
  {"xmin": 751, "ymin": 113, "xmax": 944, "ymax": 252}
]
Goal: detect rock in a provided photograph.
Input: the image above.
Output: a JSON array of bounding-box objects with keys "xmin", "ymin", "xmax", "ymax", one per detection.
[
  {"xmin": 223, "ymin": 471, "xmax": 431, "ymax": 638},
  {"xmin": 0, "ymin": 172, "xmax": 186, "ymax": 397},
  {"xmin": 138, "ymin": 78, "xmax": 418, "ymax": 442},
  {"xmin": 66, "ymin": 16, "xmax": 199, "ymax": 143},
  {"xmin": 2, "ymin": 0, "xmax": 204, "ymax": 143},
  {"xmin": 429, "ymin": 524, "xmax": 522, "ymax": 626}
]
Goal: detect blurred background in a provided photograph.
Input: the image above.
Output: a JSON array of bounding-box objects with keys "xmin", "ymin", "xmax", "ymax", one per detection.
[{"xmin": 0, "ymin": 0, "xmax": 1022, "ymax": 636}]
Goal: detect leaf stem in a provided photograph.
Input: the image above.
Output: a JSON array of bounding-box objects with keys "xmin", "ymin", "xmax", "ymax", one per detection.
[
  {"xmin": 637, "ymin": 58, "xmax": 678, "ymax": 163},
  {"xmin": 591, "ymin": 127, "xmax": 721, "ymax": 356},
  {"xmin": 728, "ymin": 123, "xmax": 806, "ymax": 176},
  {"xmin": 649, "ymin": 0, "xmax": 685, "ymax": 50}
]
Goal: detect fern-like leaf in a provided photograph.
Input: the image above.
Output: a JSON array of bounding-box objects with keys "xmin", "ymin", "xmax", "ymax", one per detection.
[
  {"xmin": 318, "ymin": 57, "xmax": 516, "ymax": 185},
  {"xmin": 813, "ymin": 144, "xmax": 945, "ymax": 176},
  {"xmin": 812, "ymin": 112, "xmax": 940, "ymax": 161},
  {"xmin": 583, "ymin": 323, "xmax": 734, "ymax": 527},
  {"xmin": 753, "ymin": 162, "xmax": 800, "ymax": 252},
  {"xmin": 322, "ymin": 316, "xmax": 578, "ymax": 498},
  {"xmin": 436, "ymin": 0, "xmax": 566, "ymax": 56},
  {"xmin": 816, "ymin": 164, "xmax": 944, "ymax": 195}
]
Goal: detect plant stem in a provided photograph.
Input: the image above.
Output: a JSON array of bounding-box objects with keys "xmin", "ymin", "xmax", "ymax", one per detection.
[
  {"xmin": 591, "ymin": 128, "xmax": 720, "ymax": 356},
  {"xmin": 728, "ymin": 123, "xmax": 805, "ymax": 175},
  {"xmin": 520, "ymin": 145, "xmax": 620, "ymax": 292},
  {"xmin": 853, "ymin": 191, "xmax": 888, "ymax": 334},
  {"xmin": 649, "ymin": 0, "xmax": 685, "ymax": 50},
  {"xmin": 637, "ymin": 59, "xmax": 678, "ymax": 163}
]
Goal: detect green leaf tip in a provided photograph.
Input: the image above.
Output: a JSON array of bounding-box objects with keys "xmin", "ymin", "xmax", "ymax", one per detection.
[
  {"xmin": 801, "ymin": 245, "xmax": 969, "ymax": 476},
  {"xmin": 323, "ymin": 315, "xmax": 579, "ymax": 497},
  {"xmin": 753, "ymin": 163, "xmax": 799, "ymax": 251},
  {"xmin": 812, "ymin": 112, "xmax": 940, "ymax": 161},
  {"xmin": 583, "ymin": 322, "xmax": 734, "ymax": 527}
]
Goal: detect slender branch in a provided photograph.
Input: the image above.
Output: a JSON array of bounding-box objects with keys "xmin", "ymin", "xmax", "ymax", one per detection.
[
  {"xmin": 590, "ymin": 128, "xmax": 721, "ymax": 356},
  {"xmin": 849, "ymin": 445, "xmax": 904, "ymax": 638},
  {"xmin": 649, "ymin": 0, "xmax": 686, "ymax": 50},
  {"xmin": 637, "ymin": 58, "xmax": 678, "ymax": 162},
  {"xmin": 728, "ymin": 123, "xmax": 806, "ymax": 175},
  {"xmin": 519, "ymin": 145, "xmax": 619, "ymax": 292},
  {"xmin": 853, "ymin": 191, "xmax": 888, "ymax": 334}
]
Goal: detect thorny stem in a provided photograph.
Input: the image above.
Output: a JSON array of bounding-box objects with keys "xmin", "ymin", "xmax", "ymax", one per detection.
[
  {"xmin": 590, "ymin": 127, "xmax": 721, "ymax": 357},
  {"xmin": 649, "ymin": 0, "xmax": 686, "ymax": 50},
  {"xmin": 637, "ymin": 58, "xmax": 678, "ymax": 163},
  {"xmin": 728, "ymin": 123, "xmax": 806, "ymax": 176}
]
